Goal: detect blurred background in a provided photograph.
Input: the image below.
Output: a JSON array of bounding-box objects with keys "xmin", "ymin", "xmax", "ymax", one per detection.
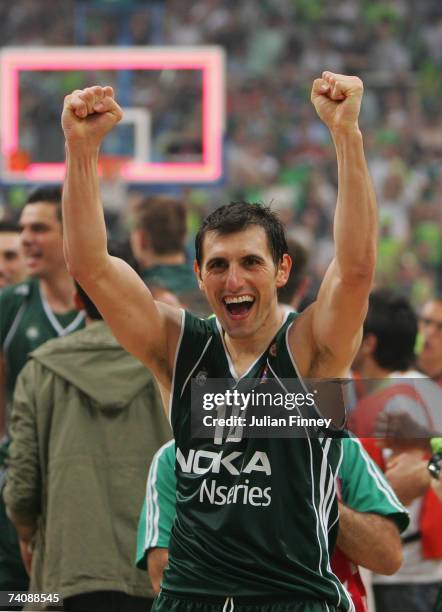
[{"xmin": 0, "ymin": 0, "xmax": 440, "ymax": 306}]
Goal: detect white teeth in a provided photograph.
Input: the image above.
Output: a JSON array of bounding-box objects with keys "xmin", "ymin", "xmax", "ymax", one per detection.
[{"xmin": 224, "ymin": 295, "xmax": 254, "ymax": 304}]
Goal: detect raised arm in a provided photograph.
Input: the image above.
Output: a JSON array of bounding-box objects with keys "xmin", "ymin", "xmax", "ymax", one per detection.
[
  {"xmin": 290, "ymin": 72, "xmax": 377, "ymax": 378},
  {"xmin": 61, "ymin": 86, "xmax": 181, "ymax": 386}
]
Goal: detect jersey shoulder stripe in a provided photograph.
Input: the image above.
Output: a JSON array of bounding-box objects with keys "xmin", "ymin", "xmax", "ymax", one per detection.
[{"xmin": 144, "ymin": 440, "xmax": 176, "ymax": 549}]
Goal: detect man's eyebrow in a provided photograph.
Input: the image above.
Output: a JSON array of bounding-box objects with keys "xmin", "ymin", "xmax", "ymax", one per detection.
[
  {"xmin": 19, "ymin": 222, "xmax": 50, "ymax": 230},
  {"xmin": 242, "ymin": 253, "xmax": 265, "ymax": 261},
  {"xmin": 206, "ymin": 256, "xmax": 228, "ymax": 266}
]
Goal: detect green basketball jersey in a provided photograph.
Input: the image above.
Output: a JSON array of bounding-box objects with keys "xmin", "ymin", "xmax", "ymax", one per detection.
[
  {"xmin": 0, "ymin": 278, "xmax": 85, "ymax": 398},
  {"xmin": 136, "ymin": 436, "xmax": 409, "ymax": 570},
  {"xmin": 162, "ymin": 310, "xmax": 352, "ymax": 609}
]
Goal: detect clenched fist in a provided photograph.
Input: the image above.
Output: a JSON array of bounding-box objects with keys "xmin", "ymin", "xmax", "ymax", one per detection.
[
  {"xmin": 61, "ymin": 85, "xmax": 123, "ymax": 150},
  {"xmin": 311, "ymin": 72, "xmax": 363, "ymax": 133}
]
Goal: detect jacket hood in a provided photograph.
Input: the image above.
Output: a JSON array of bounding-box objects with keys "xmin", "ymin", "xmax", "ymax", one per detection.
[{"xmin": 30, "ymin": 321, "xmax": 153, "ymax": 410}]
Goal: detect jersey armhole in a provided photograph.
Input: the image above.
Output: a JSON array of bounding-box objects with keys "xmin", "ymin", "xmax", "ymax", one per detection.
[
  {"xmin": 168, "ymin": 308, "xmax": 186, "ymax": 425},
  {"xmin": 284, "ymin": 322, "xmax": 347, "ymax": 433}
]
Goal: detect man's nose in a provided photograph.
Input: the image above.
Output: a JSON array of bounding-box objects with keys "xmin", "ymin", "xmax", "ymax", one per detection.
[
  {"xmin": 225, "ymin": 264, "xmax": 244, "ymax": 293},
  {"xmin": 20, "ymin": 229, "xmax": 32, "ymax": 245},
  {"xmin": 420, "ymin": 321, "xmax": 439, "ymax": 341}
]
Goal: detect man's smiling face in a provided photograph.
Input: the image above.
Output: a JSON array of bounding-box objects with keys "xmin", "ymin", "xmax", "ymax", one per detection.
[
  {"xmin": 0, "ymin": 231, "xmax": 26, "ymax": 288},
  {"xmin": 418, "ymin": 299, "xmax": 442, "ymax": 380},
  {"xmin": 19, "ymin": 202, "xmax": 65, "ymax": 280},
  {"xmin": 195, "ymin": 225, "xmax": 290, "ymax": 340}
]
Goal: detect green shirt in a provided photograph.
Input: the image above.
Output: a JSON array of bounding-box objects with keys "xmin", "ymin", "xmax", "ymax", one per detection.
[
  {"xmin": 136, "ymin": 439, "xmax": 176, "ymax": 563},
  {"xmin": 142, "ymin": 310, "xmax": 352, "ymax": 607},
  {"xmin": 136, "ymin": 438, "xmax": 409, "ymax": 569},
  {"xmin": 0, "ymin": 278, "xmax": 85, "ymax": 399},
  {"xmin": 141, "ymin": 264, "xmax": 198, "ymax": 296},
  {"xmin": 338, "ymin": 437, "xmax": 408, "ymax": 532}
]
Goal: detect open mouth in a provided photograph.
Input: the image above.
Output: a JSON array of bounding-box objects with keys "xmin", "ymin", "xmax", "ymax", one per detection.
[
  {"xmin": 24, "ymin": 252, "xmax": 43, "ymax": 266},
  {"xmin": 223, "ymin": 295, "xmax": 255, "ymax": 318}
]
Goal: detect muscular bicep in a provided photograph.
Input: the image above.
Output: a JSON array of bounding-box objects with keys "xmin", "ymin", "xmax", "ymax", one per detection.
[
  {"xmin": 77, "ymin": 256, "xmax": 182, "ymax": 386},
  {"xmin": 311, "ymin": 259, "xmax": 372, "ymax": 373}
]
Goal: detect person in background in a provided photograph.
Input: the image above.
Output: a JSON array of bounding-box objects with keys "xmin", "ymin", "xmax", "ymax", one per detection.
[
  {"xmin": 0, "ymin": 186, "xmax": 85, "ymax": 438},
  {"xmin": 418, "ymin": 297, "xmax": 442, "ymax": 386},
  {"xmin": 371, "ymin": 295, "xmax": 442, "ymax": 444},
  {"xmin": 374, "ymin": 297, "xmax": 442, "ymax": 611},
  {"xmin": 0, "ymin": 221, "xmax": 26, "ymax": 291},
  {"xmin": 0, "ymin": 440, "xmax": 29, "ymax": 610},
  {"xmin": 4, "ymin": 279, "xmax": 171, "ymax": 612},
  {"xmin": 0, "ymin": 186, "xmax": 85, "ymax": 604},
  {"xmin": 0, "ymin": 220, "xmax": 27, "ymax": 595},
  {"xmin": 382, "ymin": 438, "xmax": 442, "ymax": 612},
  {"xmin": 130, "ymin": 195, "xmax": 201, "ymax": 299},
  {"xmin": 349, "ymin": 289, "xmax": 442, "ymax": 612}
]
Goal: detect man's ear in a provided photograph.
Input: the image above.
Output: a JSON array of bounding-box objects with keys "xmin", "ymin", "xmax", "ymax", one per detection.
[
  {"xmin": 140, "ymin": 229, "xmax": 151, "ymax": 251},
  {"xmin": 133, "ymin": 228, "xmax": 151, "ymax": 251},
  {"xmin": 362, "ymin": 333, "xmax": 377, "ymax": 356},
  {"xmin": 276, "ymin": 253, "xmax": 292, "ymax": 288},
  {"xmin": 193, "ymin": 260, "xmax": 204, "ymax": 290},
  {"xmin": 129, "ymin": 228, "xmax": 143, "ymax": 261}
]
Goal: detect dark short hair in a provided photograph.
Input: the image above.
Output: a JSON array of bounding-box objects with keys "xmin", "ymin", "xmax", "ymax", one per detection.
[
  {"xmin": 195, "ymin": 202, "xmax": 288, "ymax": 267},
  {"xmin": 26, "ymin": 185, "xmax": 62, "ymax": 221},
  {"xmin": 0, "ymin": 220, "xmax": 20, "ymax": 233},
  {"xmin": 277, "ymin": 238, "xmax": 308, "ymax": 304},
  {"xmin": 364, "ymin": 289, "xmax": 417, "ymax": 371},
  {"xmin": 134, "ymin": 196, "xmax": 187, "ymax": 255}
]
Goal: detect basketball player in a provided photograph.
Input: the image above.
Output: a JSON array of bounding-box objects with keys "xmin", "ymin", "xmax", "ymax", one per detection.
[{"xmin": 61, "ymin": 72, "xmax": 378, "ymax": 611}]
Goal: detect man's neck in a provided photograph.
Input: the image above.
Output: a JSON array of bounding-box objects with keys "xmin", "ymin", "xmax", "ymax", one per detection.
[
  {"xmin": 224, "ymin": 305, "xmax": 286, "ymax": 378},
  {"xmin": 39, "ymin": 271, "xmax": 75, "ymax": 314},
  {"xmin": 141, "ymin": 252, "xmax": 186, "ymax": 269},
  {"xmin": 359, "ymin": 360, "xmax": 392, "ymax": 380}
]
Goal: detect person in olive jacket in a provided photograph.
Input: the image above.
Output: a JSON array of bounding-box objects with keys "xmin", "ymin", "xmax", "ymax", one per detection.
[{"xmin": 3, "ymin": 284, "xmax": 171, "ymax": 612}]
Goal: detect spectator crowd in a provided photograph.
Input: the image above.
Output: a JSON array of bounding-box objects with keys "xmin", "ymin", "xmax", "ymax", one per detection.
[{"xmin": 0, "ymin": 0, "xmax": 440, "ymax": 305}]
